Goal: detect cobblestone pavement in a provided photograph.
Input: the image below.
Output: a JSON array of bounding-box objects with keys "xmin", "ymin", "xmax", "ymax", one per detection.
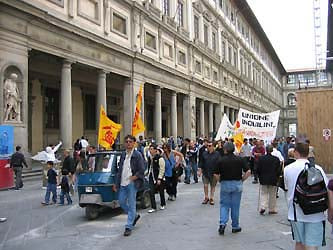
[{"xmin": 0, "ymin": 178, "xmax": 332, "ymax": 250}]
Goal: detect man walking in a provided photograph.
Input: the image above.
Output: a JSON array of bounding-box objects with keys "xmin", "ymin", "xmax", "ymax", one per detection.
[
  {"xmin": 10, "ymin": 145, "xmax": 28, "ymax": 190},
  {"xmin": 214, "ymin": 142, "xmax": 251, "ymax": 235},
  {"xmin": 257, "ymin": 145, "xmax": 281, "ymax": 215},
  {"xmin": 113, "ymin": 135, "xmax": 145, "ymax": 236},
  {"xmin": 198, "ymin": 141, "xmax": 220, "ymax": 205},
  {"xmin": 240, "ymin": 138, "xmax": 252, "ymax": 168},
  {"xmin": 284, "ymin": 141, "xmax": 329, "ymax": 250}
]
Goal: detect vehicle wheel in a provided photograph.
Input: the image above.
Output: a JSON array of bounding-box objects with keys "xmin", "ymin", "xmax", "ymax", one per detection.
[
  {"xmin": 141, "ymin": 190, "xmax": 151, "ymax": 209},
  {"xmin": 85, "ymin": 205, "xmax": 99, "ymax": 220}
]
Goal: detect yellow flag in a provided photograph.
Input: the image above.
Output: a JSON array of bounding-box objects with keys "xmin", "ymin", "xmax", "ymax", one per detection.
[
  {"xmin": 98, "ymin": 106, "xmax": 122, "ymax": 149},
  {"xmin": 233, "ymin": 132, "xmax": 244, "ymax": 153},
  {"xmin": 132, "ymin": 84, "xmax": 145, "ymax": 136}
]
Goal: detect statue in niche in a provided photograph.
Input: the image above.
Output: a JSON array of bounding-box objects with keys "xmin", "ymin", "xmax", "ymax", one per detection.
[{"xmin": 3, "ymin": 73, "xmax": 21, "ymax": 122}]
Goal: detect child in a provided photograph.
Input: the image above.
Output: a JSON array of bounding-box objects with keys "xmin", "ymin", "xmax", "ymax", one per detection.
[
  {"xmin": 41, "ymin": 161, "xmax": 58, "ymax": 205},
  {"xmin": 59, "ymin": 169, "xmax": 72, "ymax": 205}
]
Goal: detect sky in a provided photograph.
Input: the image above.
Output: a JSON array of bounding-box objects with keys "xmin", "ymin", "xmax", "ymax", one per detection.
[{"xmin": 246, "ymin": 0, "xmax": 328, "ymax": 71}]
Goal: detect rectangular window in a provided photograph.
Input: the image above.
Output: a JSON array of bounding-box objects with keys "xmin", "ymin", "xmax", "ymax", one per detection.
[
  {"xmin": 194, "ymin": 15, "xmax": 199, "ymax": 40},
  {"xmin": 212, "ymin": 32, "xmax": 216, "ymax": 52},
  {"xmin": 163, "ymin": 43, "xmax": 173, "ymax": 59},
  {"xmin": 177, "ymin": 1, "xmax": 184, "ymax": 27},
  {"xmin": 204, "ymin": 24, "xmax": 209, "ymax": 46},
  {"xmin": 145, "ymin": 31, "xmax": 157, "ymax": 50},
  {"xmin": 162, "ymin": 0, "xmax": 170, "ymax": 16},
  {"xmin": 45, "ymin": 88, "xmax": 59, "ymax": 129},
  {"xmin": 195, "ymin": 60, "xmax": 202, "ymax": 74},
  {"xmin": 112, "ymin": 12, "xmax": 127, "ymax": 35},
  {"xmin": 85, "ymin": 94, "xmax": 96, "ymax": 130},
  {"xmin": 178, "ymin": 50, "xmax": 186, "ymax": 65},
  {"xmin": 287, "ymin": 74, "xmax": 296, "ymax": 84}
]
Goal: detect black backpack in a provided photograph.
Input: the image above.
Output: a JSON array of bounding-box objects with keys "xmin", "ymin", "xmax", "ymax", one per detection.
[{"xmin": 293, "ymin": 162, "xmax": 328, "ymax": 220}]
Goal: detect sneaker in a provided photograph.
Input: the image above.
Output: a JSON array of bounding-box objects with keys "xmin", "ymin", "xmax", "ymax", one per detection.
[
  {"xmin": 232, "ymin": 228, "xmax": 242, "ymax": 233},
  {"xmin": 0, "ymin": 218, "xmax": 7, "ymax": 223},
  {"xmin": 268, "ymin": 211, "xmax": 278, "ymax": 215},
  {"xmin": 123, "ymin": 228, "xmax": 132, "ymax": 236},
  {"xmin": 133, "ymin": 214, "xmax": 140, "ymax": 226},
  {"xmin": 41, "ymin": 202, "xmax": 49, "ymax": 205},
  {"xmin": 260, "ymin": 209, "xmax": 265, "ymax": 215},
  {"xmin": 218, "ymin": 225, "xmax": 226, "ymax": 235},
  {"xmin": 148, "ymin": 209, "xmax": 156, "ymax": 213},
  {"xmin": 160, "ymin": 206, "xmax": 165, "ymax": 210}
]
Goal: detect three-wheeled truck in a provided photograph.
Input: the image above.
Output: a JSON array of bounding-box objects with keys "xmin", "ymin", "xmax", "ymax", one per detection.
[{"xmin": 77, "ymin": 151, "xmax": 150, "ymax": 219}]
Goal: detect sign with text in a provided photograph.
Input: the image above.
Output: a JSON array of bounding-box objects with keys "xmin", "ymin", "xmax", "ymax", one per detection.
[{"xmin": 236, "ymin": 108, "xmax": 280, "ymax": 142}]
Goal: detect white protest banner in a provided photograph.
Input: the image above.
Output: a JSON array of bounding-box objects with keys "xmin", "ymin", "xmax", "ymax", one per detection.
[
  {"xmin": 236, "ymin": 108, "xmax": 280, "ymax": 142},
  {"xmin": 215, "ymin": 114, "xmax": 234, "ymax": 140}
]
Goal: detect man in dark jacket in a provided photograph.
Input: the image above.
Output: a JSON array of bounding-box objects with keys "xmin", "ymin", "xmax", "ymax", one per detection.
[
  {"xmin": 198, "ymin": 141, "xmax": 220, "ymax": 205},
  {"xmin": 113, "ymin": 135, "xmax": 145, "ymax": 237},
  {"xmin": 257, "ymin": 144, "xmax": 281, "ymax": 215},
  {"xmin": 10, "ymin": 145, "xmax": 28, "ymax": 190}
]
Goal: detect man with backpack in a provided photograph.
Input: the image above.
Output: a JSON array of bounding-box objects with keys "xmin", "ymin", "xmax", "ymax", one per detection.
[{"xmin": 284, "ymin": 141, "xmax": 329, "ymax": 250}]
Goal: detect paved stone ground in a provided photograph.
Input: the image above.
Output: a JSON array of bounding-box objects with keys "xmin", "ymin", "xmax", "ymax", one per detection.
[{"xmin": 0, "ymin": 177, "xmax": 332, "ymax": 250}]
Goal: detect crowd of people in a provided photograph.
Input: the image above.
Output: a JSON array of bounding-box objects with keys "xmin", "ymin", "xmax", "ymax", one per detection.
[{"xmin": 5, "ymin": 134, "xmax": 333, "ymax": 250}]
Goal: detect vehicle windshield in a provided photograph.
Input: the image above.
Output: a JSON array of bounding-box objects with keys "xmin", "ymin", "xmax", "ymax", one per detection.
[{"xmin": 88, "ymin": 153, "xmax": 119, "ymax": 173}]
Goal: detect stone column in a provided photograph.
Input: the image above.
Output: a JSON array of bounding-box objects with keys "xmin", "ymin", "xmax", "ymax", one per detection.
[
  {"xmin": 60, "ymin": 59, "xmax": 73, "ymax": 149},
  {"xmin": 214, "ymin": 102, "xmax": 222, "ymax": 132},
  {"xmin": 96, "ymin": 70, "xmax": 107, "ymax": 123},
  {"xmin": 230, "ymin": 108, "xmax": 235, "ymax": 124},
  {"xmin": 183, "ymin": 95, "xmax": 190, "ymax": 139},
  {"xmin": 209, "ymin": 102, "xmax": 214, "ymax": 136},
  {"xmin": 225, "ymin": 106, "xmax": 230, "ymax": 122},
  {"xmin": 154, "ymin": 86, "xmax": 162, "ymax": 144},
  {"xmin": 171, "ymin": 91, "xmax": 177, "ymax": 139},
  {"xmin": 200, "ymin": 99, "xmax": 205, "ymax": 137},
  {"xmin": 234, "ymin": 109, "xmax": 239, "ymax": 122},
  {"xmin": 123, "ymin": 79, "xmax": 133, "ymax": 137}
]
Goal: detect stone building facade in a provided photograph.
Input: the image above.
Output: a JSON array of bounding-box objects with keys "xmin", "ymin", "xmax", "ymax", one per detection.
[{"xmin": 0, "ymin": 0, "xmax": 285, "ymax": 154}]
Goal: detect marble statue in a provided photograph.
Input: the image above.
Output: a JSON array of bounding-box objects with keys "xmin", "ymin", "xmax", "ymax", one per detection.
[{"xmin": 3, "ymin": 73, "xmax": 21, "ymax": 122}]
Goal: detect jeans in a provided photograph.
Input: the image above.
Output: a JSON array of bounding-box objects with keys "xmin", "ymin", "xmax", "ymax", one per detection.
[
  {"xmin": 118, "ymin": 182, "xmax": 138, "ymax": 230},
  {"xmin": 60, "ymin": 190, "xmax": 72, "ymax": 204},
  {"xmin": 185, "ymin": 161, "xmax": 198, "ymax": 183},
  {"xmin": 13, "ymin": 167, "xmax": 23, "ymax": 189},
  {"xmin": 219, "ymin": 180, "xmax": 243, "ymax": 229},
  {"xmin": 45, "ymin": 183, "xmax": 57, "ymax": 204}
]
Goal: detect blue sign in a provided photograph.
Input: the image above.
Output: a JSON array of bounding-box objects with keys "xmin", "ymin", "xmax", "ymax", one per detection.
[{"xmin": 0, "ymin": 125, "xmax": 14, "ymax": 157}]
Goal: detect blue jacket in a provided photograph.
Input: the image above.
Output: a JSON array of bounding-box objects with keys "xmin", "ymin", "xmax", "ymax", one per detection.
[{"xmin": 116, "ymin": 149, "xmax": 145, "ymax": 189}]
